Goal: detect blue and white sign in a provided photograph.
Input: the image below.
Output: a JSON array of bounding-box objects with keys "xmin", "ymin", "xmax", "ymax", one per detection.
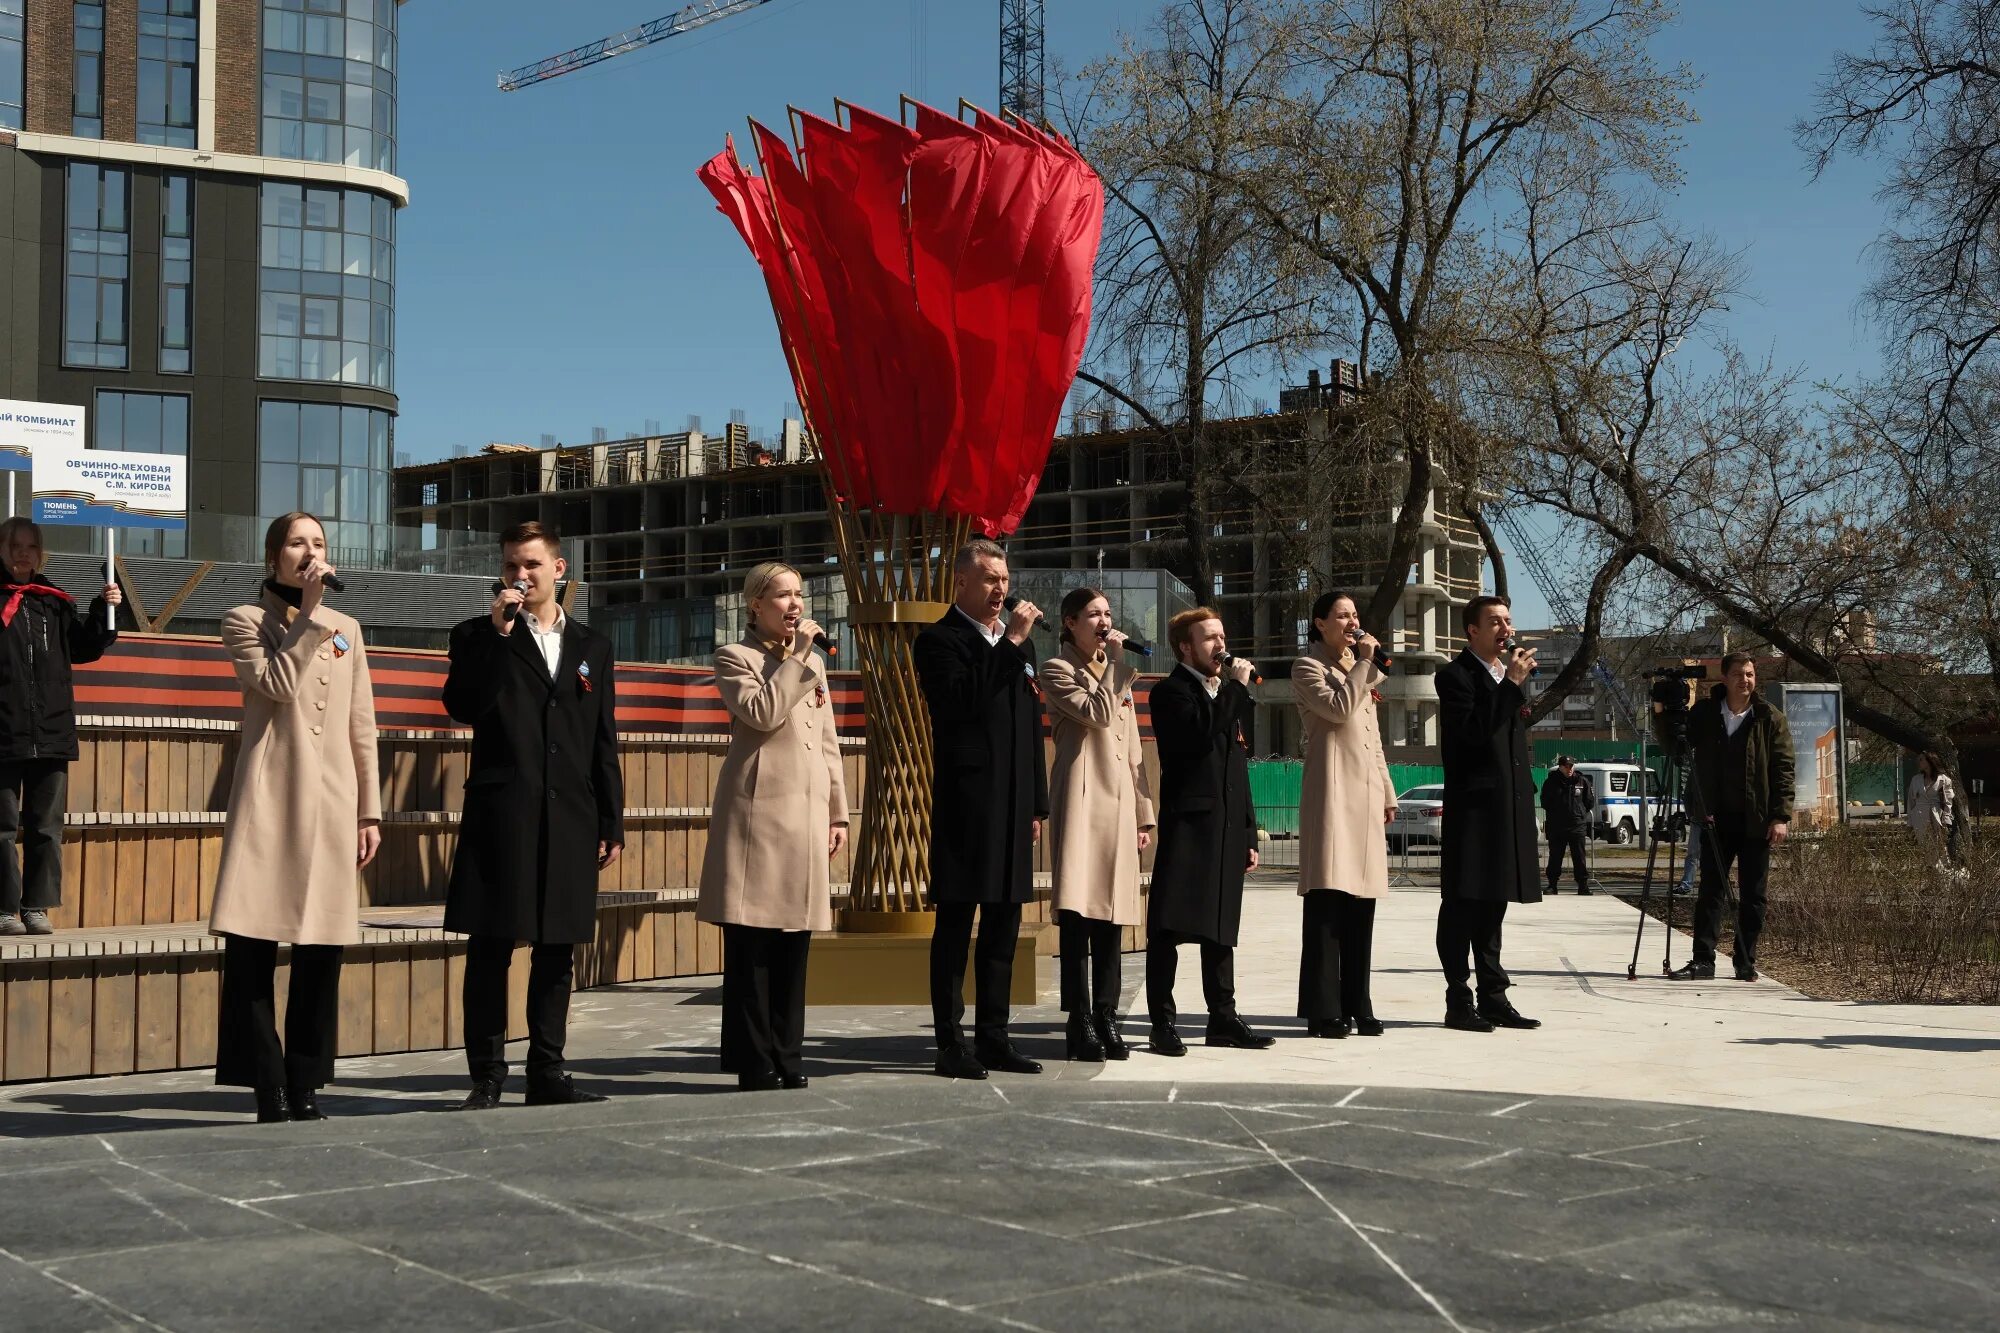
[
  {"xmin": 32, "ymin": 443, "xmax": 187, "ymax": 531},
  {"xmin": 0, "ymin": 397, "xmax": 86, "ymax": 475}
]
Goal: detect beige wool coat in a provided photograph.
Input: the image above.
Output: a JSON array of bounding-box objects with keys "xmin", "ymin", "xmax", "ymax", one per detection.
[
  {"xmin": 209, "ymin": 593, "xmax": 381, "ymax": 946},
  {"xmin": 697, "ymin": 635, "xmax": 848, "ymax": 932},
  {"xmin": 1292, "ymin": 643, "xmax": 1395, "ymax": 900},
  {"xmin": 1041, "ymin": 642, "xmax": 1156, "ymax": 925}
]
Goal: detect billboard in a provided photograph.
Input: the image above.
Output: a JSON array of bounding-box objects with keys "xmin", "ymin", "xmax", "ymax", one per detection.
[
  {"xmin": 31, "ymin": 443, "xmax": 187, "ymax": 531},
  {"xmin": 1771, "ymin": 682, "xmax": 1845, "ymax": 830}
]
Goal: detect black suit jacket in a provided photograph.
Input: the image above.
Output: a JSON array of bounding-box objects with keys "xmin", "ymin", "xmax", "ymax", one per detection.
[
  {"xmin": 913, "ymin": 609, "xmax": 1048, "ymax": 906},
  {"xmin": 1436, "ymin": 650, "xmax": 1539, "ymax": 904},
  {"xmin": 1145, "ymin": 667, "xmax": 1254, "ymax": 945},
  {"xmin": 441, "ymin": 613, "xmax": 625, "ymax": 944}
]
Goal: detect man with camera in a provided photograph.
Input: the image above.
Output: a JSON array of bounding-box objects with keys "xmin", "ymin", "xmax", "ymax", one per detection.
[
  {"xmin": 1660, "ymin": 652, "xmax": 1794, "ymax": 983},
  {"xmin": 1539, "ymin": 756, "xmax": 1594, "ymax": 896}
]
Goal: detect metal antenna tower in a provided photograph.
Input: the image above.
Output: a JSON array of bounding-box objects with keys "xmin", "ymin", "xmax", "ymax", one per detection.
[{"xmin": 1000, "ymin": 0, "xmax": 1046, "ymax": 122}]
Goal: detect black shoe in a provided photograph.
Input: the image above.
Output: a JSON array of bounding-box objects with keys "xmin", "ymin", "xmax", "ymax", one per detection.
[
  {"xmin": 736, "ymin": 1070, "xmax": 782, "ymax": 1092},
  {"xmin": 934, "ymin": 1044, "xmax": 989, "ymax": 1080},
  {"xmin": 1444, "ymin": 1006, "xmax": 1495, "ymax": 1033},
  {"xmin": 974, "ymin": 1040, "xmax": 1044, "ymax": 1075},
  {"xmin": 1477, "ymin": 1002, "xmax": 1541, "ymax": 1030},
  {"xmin": 1734, "ymin": 964, "xmax": 1760, "ymax": 982},
  {"xmin": 456, "ymin": 1077, "xmax": 504, "ymax": 1111},
  {"xmin": 253, "ymin": 1086, "xmax": 292, "ymax": 1124},
  {"xmin": 1353, "ymin": 1017, "xmax": 1385, "ymax": 1037},
  {"xmin": 781, "ymin": 1072, "xmax": 809, "ymax": 1090},
  {"xmin": 1092, "ymin": 1007, "xmax": 1129, "ymax": 1061},
  {"xmin": 525, "ymin": 1073, "xmax": 608, "ymax": 1106},
  {"xmin": 1669, "ymin": 959, "xmax": 1716, "ymax": 981},
  {"xmin": 1065, "ymin": 1013, "xmax": 1105, "ymax": 1063},
  {"xmin": 1205, "ymin": 1014, "xmax": 1275, "ymax": 1050},
  {"xmin": 287, "ymin": 1086, "xmax": 327, "ymax": 1121},
  {"xmin": 1577, "ymin": 887, "xmax": 1594, "ymax": 896},
  {"xmin": 1150, "ymin": 1024, "xmax": 1186, "ymax": 1057},
  {"xmin": 1308, "ymin": 1018, "xmax": 1349, "ymax": 1039}
]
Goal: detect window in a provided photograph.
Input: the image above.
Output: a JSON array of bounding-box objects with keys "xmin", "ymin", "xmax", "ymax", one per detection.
[
  {"xmin": 95, "ymin": 392, "xmax": 189, "ymax": 556},
  {"xmin": 65, "ymin": 165, "xmax": 130, "ymax": 370},
  {"xmin": 73, "ymin": 3, "xmax": 105, "ymax": 137},
  {"xmin": 259, "ymin": 401, "xmax": 394, "ymax": 564},
  {"xmin": 1, "ymin": 0, "xmax": 23, "ymax": 132},
  {"xmin": 1404, "ymin": 709, "xmax": 1425, "ymax": 746},
  {"xmin": 258, "ymin": 183, "xmax": 395, "ymax": 388},
  {"xmin": 160, "ymin": 175, "xmax": 194, "ymax": 373},
  {"xmin": 137, "ymin": 0, "xmax": 199, "ymax": 148},
  {"xmin": 262, "ymin": 0, "xmax": 398, "ymax": 173}
]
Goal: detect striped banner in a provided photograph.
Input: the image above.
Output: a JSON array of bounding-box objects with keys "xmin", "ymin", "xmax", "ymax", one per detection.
[{"xmin": 72, "ymin": 636, "xmax": 1160, "ymax": 737}]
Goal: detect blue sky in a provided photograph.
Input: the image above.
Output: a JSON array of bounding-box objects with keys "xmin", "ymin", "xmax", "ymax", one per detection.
[{"xmin": 395, "ymin": 0, "xmax": 1894, "ymax": 625}]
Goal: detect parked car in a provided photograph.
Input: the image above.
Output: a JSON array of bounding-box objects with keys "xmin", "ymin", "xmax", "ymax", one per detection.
[{"xmin": 1389, "ymin": 784, "xmax": 1445, "ymax": 851}]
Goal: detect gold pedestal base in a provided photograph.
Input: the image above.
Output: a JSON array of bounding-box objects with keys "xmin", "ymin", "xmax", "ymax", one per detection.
[{"xmin": 807, "ymin": 915, "xmax": 1041, "ymax": 1006}]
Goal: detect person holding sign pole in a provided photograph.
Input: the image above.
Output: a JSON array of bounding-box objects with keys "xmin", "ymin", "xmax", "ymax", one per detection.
[
  {"xmin": 0, "ymin": 517, "xmax": 120, "ymax": 937},
  {"xmin": 208, "ymin": 513, "xmax": 380, "ymax": 1122}
]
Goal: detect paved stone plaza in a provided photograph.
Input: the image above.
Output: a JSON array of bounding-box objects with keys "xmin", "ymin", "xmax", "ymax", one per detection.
[{"xmin": 2, "ymin": 884, "xmax": 1997, "ymax": 1330}]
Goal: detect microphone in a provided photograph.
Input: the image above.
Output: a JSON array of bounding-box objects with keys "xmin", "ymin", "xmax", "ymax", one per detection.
[
  {"xmin": 320, "ymin": 572, "xmax": 346, "ymax": 594},
  {"xmin": 812, "ymin": 633, "xmax": 838, "ymax": 658},
  {"xmin": 1505, "ymin": 636, "xmax": 1540, "ymax": 679},
  {"xmin": 492, "ymin": 579, "xmax": 530, "ymax": 622},
  {"xmin": 1222, "ymin": 652, "xmax": 1263, "ymax": 685},
  {"xmin": 1097, "ymin": 628, "xmax": 1154, "ymax": 658},
  {"xmin": 1349, "ymin": 629, "xmax": 1392, "ymax": 670},
  {"xmin": 1002, "ymin": 594, "xmax": 1047, "ymax": 630}
]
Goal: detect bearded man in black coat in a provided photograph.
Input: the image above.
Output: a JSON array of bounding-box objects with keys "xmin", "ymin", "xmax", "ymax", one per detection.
[
  {"xmin": 913, "ymin": 539, "xmax": 1048, "ymax": 1081},
  {"xmin": 1143, "ymin": 608, "xmax": 1272, "ymax": 1056},
  {"xmin": 1434, "ymin": 594, "xmax": 1543, "ymax": 1034},
  {"xmin": 443, "ymin": 523, "xmax": 624, "ymax": 1109}
]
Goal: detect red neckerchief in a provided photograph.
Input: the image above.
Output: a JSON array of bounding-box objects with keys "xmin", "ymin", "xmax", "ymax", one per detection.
[{"xmin": 1, "ymin": 581, "xmax": 74, "ymax": 628}]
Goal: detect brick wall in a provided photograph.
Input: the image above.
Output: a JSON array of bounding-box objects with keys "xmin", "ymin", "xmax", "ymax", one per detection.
[
  {"xmin": 214, "ymin": 0, "xmax": 257, "ymax": 155},
  {"xmin": 103, "ymin": 0, "xmax": 135, "ymax": 142},
  {"xmin": 24, "ymin": 0, "xmax": 76, "ymax": 135}
]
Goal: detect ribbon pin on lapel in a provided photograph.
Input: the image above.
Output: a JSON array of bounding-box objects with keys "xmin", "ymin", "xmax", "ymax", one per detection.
[
  {"xmin": 578, "ymin": 660, "xmax": 593, "ymax": 693},
  {"xmin": 331, "ymin": 632, "xmax": 350, "ymax": 659}
]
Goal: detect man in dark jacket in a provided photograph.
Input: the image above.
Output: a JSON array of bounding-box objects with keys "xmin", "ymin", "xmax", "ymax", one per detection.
[
  {"xmin": 1540, "ymin": 756, "xmax": 1595, "ymax": 895},
  {"xmin": 913, "ymin": 539, "xmax": 1048, "ymax": 1080},
  {"xmin": 1143, "ymin": 607, "xmax": 1271, "ymax": 1056},
  {"xmin": 1435, "ymin": 595, "xmax": 1542, "ymax": 1033},
  {"xmin": 1665, "ymin": 653, "xmax": 1794, "ymax": 982},
  {"xmin": 443, "ymin": 522, "xmax": 623, "ymax": 1109},
  {"xmin": 0, "ymin": 518, "xmax": 120, "ymax": 937}
]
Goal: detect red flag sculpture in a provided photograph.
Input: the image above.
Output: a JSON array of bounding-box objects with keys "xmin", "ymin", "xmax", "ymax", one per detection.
[{"xmin": 699, "ymin": 101, "xmax": 1104, "ymax": 915}]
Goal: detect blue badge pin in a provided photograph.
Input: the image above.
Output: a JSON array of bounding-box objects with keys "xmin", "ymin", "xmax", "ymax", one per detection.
[
  {"xmin": 331, "ymin": 632, "xmax": 349, "ymax": 658},
  {"xmin": 578, "ymin": 660, "xmax": 593, "ymax": 692}
]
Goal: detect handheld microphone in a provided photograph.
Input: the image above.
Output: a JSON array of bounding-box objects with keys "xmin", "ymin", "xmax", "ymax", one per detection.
[
  {"xmin": 1222, "ymin": 652, "xmax": 1263, "ymax": 685},
  {"xmin": 320, "ymin": 572, "xmax": 346, "ymax": 594},
  {"xmin": 492, "ymin": 579, "xmax": 530, "ymax": 622},
  {"xmin": 1349, "ymin": 629, "xmax": 1391, "ymax": 670},
  {"xmin": 1096, "ymin": 627, "xmax": 1154, "ymax": 658},
  {"xmin": 1505, "ymin": 635, "xmax": 1540, "ymax": 678},
  {"xmin": 812, "ymin": 633, "xmax": 838, "ymax": 658},
  {"xmin": 1002, "ymin": 594, "xmax": 1047, "ymax": 630}
]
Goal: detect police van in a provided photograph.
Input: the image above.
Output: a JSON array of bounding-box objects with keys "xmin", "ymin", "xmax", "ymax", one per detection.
[{"xmin": 1566, "ymin": 762, "xmax": 1684, "ymax": 845}]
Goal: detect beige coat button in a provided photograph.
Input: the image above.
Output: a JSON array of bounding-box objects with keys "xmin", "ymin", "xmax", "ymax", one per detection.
[
  {"xmin": 311, "ymin": 725, "xmax": 323, "ymax": 735},
  {"xmin": 319, "ymin": 676, "xmax": 330, "ymax": 685},
  {"xmin": 315, "ymin": 701, "xmax": 326, "ymax": 711}
]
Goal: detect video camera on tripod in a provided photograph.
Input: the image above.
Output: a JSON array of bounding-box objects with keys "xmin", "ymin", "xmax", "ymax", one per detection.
[{"xmin": 1644, "ymin": 662, "xmax": 1705, "ymax": 756}]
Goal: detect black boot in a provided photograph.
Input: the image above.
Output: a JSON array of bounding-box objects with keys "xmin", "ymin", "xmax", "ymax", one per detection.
[
  {"xmin": 287, "ymin": 1084, "xmax": 328, "ymax": 1121},
  {"xmin": 1065, "ymin": 1012, "xmax": 1105, "ymax": 1062},
  {"xmin": 1092, "ymin": 1006, "xmax": 1129, "ymax": 1061},
  {"xmin": 253, "ymin": 1086, "xmax": 292, "ymax": 1124}
]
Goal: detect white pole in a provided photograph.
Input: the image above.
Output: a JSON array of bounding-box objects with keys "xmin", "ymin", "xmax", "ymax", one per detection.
[{"xmin": 104, "ymin": 527, "xmax": 115, "ymax": 632}]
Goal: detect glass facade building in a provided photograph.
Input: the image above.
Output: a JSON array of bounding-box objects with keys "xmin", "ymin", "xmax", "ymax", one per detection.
[
  {"xmin": 136, "ymin": 0, "xmax": 198, "ymax": 148},
  {"xmin": 160, "ymin": 174, "xmax": 193, "ymax": 373},
  {"xmin": 261, "ymin": 0, "xmax": 398, "ymax": 173},
  {"xmin": 0, "ymin": 0, "xmax": 22, "ymax": 131},
  {"xmin": 95, "ymin": 391, "xmax": 190, "ymax": 556},
  {"xmin": 258, "ymin": 183, "xmax": 395, "ymax": 389},
  {"xmin": 258, "ymin": 401, "xmax": 393, "ymax": 563},
  {"xmin": 72, "ymin": 2, "xmax": 104, "ymax": 137},
  {"xmin": 64, "ymin": 164, "xmax": 131, "ymax": 370}
]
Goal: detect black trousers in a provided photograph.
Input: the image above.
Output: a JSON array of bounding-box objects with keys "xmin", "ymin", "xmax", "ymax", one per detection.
[
  {"xmin": 1145, "ymin": 930, "xmax": 1236, "ymax": 1028},
  {"xmin": 1692, "ymin": 814, "xmax": 1771, "ymax": 968},
  {"xmin": 930, "ymin": 902, "xmax": 1021, "ymax": 1050},
  {"xmin": 1545, "ymin": 824, "xmax": 1590, "ymax": 891},
  {"xmin": 1436, "ymin": 899, "xmax": 1510, "ymax": 1010},
  {"xmin": 463, "ymin": 936, "xmax": 574, "ymax": 1085},
  {"xmin": 1298, "ymin": 890, "xmax": 1377, "ymax": 1023},
  {"xmin": 0, "ymin": 759, "xmax": 67, "ymax": 915},
  {"xmin": 1056, "ymin": 911, "xmax": 1122, "ymax": 1013},
  {"xmin": 719, "ymin": 924, "xmax": 811, "ymax": 1079},
  {"xmin": 215, "ymin": 934, "xmax": 343, "ymax": 1090}
]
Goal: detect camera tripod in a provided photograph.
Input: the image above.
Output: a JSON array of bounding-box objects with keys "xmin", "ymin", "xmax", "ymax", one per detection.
[{"xmin": 1625, "ymin": 746, "xmax": 1724, "ymax": 980}]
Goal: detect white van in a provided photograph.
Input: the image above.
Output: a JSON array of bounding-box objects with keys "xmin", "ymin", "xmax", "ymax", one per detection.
[{"xmin": 1566, "ymin": 762, "xmax": 1684, "ymax": 845}]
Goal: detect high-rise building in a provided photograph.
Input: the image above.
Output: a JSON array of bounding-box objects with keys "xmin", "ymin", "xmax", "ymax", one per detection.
[{"xmin": 1, "ymin": 0, "xmax": 405, "ymax": 565}]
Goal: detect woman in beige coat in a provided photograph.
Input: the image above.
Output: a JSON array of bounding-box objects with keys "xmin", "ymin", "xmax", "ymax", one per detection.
[
  {"xmin": 1292, "ymin": 591, "xmax": 1397, "ymax": 1039},
  {"xmin": 1042, "ymin": 587, "xmax": 1155, "ymax": 1061},
  {"xmin": 209, "ymin": 513, "xmax": 380, "ymax": 1122},
  {"xmin": 697, "ymin": 562, "xmax": 848, "ymax": 1091}
]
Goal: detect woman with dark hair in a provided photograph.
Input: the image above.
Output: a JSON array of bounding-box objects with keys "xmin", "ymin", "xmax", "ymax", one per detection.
[
  {"xmin": 1041, "ymin": 586, "xmax": 1155, "ymax": 1059},
  {"xmin": 0, "ymin": 517, "xmax": 121, "ymax": 937},
  {"xmin": 208, "ymin": 513, "xmax": 380, "ymax": 1122},
  {"xmin": 1292, "ymin": 590, "xmax": 1396, "ymax": 1038},
  {"xmin": 698, "ymin": 561, "xmax": 848, "ymax": 1090}
]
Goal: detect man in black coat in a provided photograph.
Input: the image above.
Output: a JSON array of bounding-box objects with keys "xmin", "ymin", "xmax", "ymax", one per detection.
[
  {"xmin": 1143, "ymin": 608, "xmax": 1271, "ymax": 1056},
  {"xmin": 1435, "ymin": 595, "xmax": 1542, "ymax": 1033},
  {"xmin": 913, "ymin": 539, "xmax": 1048, "ymax": 1080},
  {"xmin": 443, "ymin": 522, "xmax": 624, "ymax": 1109},
  {"xmin": 1540, "ymin": 755, "xmax": 1595, "ymax": 895}
]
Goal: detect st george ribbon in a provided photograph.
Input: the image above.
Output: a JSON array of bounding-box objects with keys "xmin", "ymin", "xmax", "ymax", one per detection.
[{"xmin": 698, "ymin": 100, "xmax": 1104, "ymax": 920}]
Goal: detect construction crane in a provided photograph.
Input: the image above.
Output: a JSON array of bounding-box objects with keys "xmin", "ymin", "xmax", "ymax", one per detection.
[
  {"xmin": 498, "ymin": 0, "xmax": 778, "ymax": 92},
  {"xmin": 1490, "ymin": 507, "xmax": 1644, "ymax": 739}
]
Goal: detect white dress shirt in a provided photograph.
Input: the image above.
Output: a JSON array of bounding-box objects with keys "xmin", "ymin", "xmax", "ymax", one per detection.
[
  {"xmin": 1722, "ymin": 698, "xmax": 1751, "ymax": 737},
  {"xmin": 1481, "ymin": 653, "xmax": 1507, "ymax": 684},
  {"xmin": 1178, "ymin": 661, "xmax": 1222, "ymax": 698},
  {"xmin": 953, "ymin": 605, "xmax": 1005, "ymax": 648},
  {"xmin": 520, "ymin": 605, "xmax": 566, "ymax": 678}
]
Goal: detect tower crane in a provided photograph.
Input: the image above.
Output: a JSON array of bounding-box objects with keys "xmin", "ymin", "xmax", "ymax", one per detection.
[{"xmin": 1489, "ymin": 507, "xmax": 1645, "ymax": 739}]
